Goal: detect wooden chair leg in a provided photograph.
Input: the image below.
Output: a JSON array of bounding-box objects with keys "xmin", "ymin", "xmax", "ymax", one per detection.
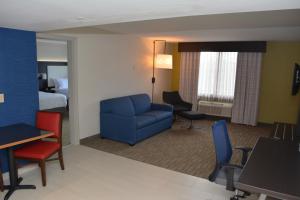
[
  {"xmin": 39, "ymin": 160, "xmax": 46, "ymax": 186},
  {"xmin": 58, "ymin": 150, "xmax": 65, "ymax": 170}
]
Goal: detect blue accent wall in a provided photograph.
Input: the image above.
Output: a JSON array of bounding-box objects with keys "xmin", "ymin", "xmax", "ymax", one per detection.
[{"xmin": 0, "ymin": 27, "xmax": 38, "ymax": 172}]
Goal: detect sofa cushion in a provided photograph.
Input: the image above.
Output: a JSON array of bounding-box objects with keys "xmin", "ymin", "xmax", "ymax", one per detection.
[
  {"xmin": 143, "ymin": 111, "xmax": 172, "ymax": 121},
  {"xmin": 136, "ymin": 115, "xmax": 157, "ymax": 129},
  {"xmin": 130, "ymin": 94, "xmax": 151, "ymax": 115},
  {"xmin": 100, "ymin": 96, "xmax": 135, "ymax": 116}
]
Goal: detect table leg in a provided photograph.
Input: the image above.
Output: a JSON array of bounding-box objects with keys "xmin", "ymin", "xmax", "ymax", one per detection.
[
  {"xmin": 187, "ymin": 120, "xmax": 203, "ymax": 130},
  {"xmin": 3, "ymin": 148, "xmax": 36, "ymax": 200},
  {"xmin": 188, "ymin": 120, "xmax": 193, "ymax": 129}
]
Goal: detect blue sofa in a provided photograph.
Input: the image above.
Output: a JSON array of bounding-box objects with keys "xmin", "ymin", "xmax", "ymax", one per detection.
[{"xmin": 100, "ymin": 94, "xmax": 173, "ymax": 145}]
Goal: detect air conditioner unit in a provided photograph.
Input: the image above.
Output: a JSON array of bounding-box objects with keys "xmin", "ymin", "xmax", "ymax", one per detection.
[{"xmin": 198, "ymin": 101, "xmax": 232, "ymax": 117}]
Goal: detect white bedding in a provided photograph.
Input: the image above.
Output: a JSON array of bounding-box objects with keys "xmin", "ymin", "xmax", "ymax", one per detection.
[
  {"xmin": 39, "ymin": 91, "xmax": 67, "ymax": 110},
  {"xmin": 55, "ymin": 88, "xmax": 69, "ymax": 97}
]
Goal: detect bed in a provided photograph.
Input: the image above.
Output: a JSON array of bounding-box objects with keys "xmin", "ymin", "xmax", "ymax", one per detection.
[
  {"xmin": 51, "ymin": 77, "xmax": 69, "ymax": 98},
  {"xmin": 39, "ymin": 91, "xmax": 68, "ymax": 110},
  {"xmin": 55, "ymin": 88, "xmax": 68, "ymax": 97}
]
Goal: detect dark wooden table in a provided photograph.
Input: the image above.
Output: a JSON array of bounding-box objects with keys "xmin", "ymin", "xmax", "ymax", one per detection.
[
  {"xmin": 0, "ymin": 123, "xmax": 54, "ymax": 200},
  {"xmin": 236, "ymin": 137, "xmax": 300, "ymax": 200}
]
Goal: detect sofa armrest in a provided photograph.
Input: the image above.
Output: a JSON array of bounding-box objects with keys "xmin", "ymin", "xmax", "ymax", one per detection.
[
  {"xmin": 100, "ymin": 113, "xmax": 137, "ymax": 145},
  {"xmin": 151, "ymin": 103, "xmax": 173, "ymax": 112}
]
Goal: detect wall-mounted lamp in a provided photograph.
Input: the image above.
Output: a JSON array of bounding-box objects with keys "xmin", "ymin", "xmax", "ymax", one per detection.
[
  {"xmin": 38, "ymin": 73, "xmax": 47, "ymax": 80},
  {"xmin": 155, "ymin": 54, "xmax": 173, "ymax": 69},
  {"xmin": 41, "ymin": 73, "xmax": 47, "ymax": 80},
  {"xmin": 151, "ymin": 40, "xmax": 173, "ymax": 102}
]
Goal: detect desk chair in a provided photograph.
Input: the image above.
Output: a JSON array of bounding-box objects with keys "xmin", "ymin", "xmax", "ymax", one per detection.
[
  {"xmin": 14, "ymin": 111, "xmax": 65, "ymax": 186},
  {"xmin": 162, "ymin": 91, "xmax": 192, "ymax": 119},
  {"xmin": 209, "ymin": 120, "xmax": 252, "ymax": 200}
]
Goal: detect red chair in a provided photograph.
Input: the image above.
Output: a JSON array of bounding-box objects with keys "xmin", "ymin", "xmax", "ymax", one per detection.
[{"xmin": 14, "ymin": 111, "xmax": 65, "ymax": 186}]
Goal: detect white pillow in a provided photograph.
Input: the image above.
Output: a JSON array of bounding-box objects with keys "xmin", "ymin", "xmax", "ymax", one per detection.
[
  {"xmin": 52, "ymin": 78, "xmax": 59, "ymax": 89},
  {"xmin": 55, "ymin": 78, "xmax": 68, "ymax": 89}
]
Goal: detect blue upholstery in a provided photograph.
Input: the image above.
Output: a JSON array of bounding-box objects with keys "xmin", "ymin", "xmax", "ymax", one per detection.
[
  {"xmin": 143, "ymin": 111, "xmax": 172, "ymax": 121},
  {"xmin": 100, "ymin": 96, "xmax": 135, "ymax": 116},
  {"xmin": 130, "ymin": 94, "xmax": 151, "ymax": 115},
  {"xmin": 100, "ymin": 113, "xmax": 136, "ymax": 144},
  {"xmin": 136, "ymin": 117, "xmax": 173, "ymax": 142},
  {"xmin": 151, "ymin": 103, "xmax": 173, "ymax": 112},
  {"xmin": 211, "ymin": 120, "xmax": 232, "ymax": 165},
  {"xmin": 100, "ymin": 94, "xmax": 173, "ymax": 145},
  {"xmin": 136, "ymin": 115, "xmax": 156, "ymax": 128}
]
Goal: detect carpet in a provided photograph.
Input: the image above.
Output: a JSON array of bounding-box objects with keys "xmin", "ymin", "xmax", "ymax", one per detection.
[{"xmin": 81, "ymin": 120, "xmax": 272, "ymax": 179}]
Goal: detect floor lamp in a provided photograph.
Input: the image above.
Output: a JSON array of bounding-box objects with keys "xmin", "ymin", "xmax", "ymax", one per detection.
[{"xmin": 151, "ymin": 40, "xmax": 173, "ymax": 102}]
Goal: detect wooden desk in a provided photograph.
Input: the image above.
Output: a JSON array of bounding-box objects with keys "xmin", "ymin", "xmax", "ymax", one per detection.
[
  {"xmin": 0, "ymin": 123, "xmax": 54, "ymax": 200},
  {"xmin": 236, "ymin": 137, "xmax": 300, "ymax": 200}
]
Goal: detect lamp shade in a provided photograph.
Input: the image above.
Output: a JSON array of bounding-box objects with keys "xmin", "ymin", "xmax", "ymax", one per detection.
[
  {"xmin": 42, "ymin": 73, "xmax": 47, "ymax": 80},
  {"xmin": 155, "ymin": 54, "xmax": 173, "ymax": 69}
]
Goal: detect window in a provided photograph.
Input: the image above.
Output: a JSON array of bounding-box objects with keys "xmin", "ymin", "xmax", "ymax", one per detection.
[{"xmin": 198, "ymin": 52, "xmax": 238, "ymax": 102}]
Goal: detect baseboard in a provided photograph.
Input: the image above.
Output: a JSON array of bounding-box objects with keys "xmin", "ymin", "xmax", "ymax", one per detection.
[
  {"xmin": 177, "ymin": 115, "xmax": 231, "ymax": 122},
  {"xmin": 80, "ymin": 133, "xmax": 100, "ymax": 144},
  {"xmin": 257, "ymin": 122, "xmax": 273, "ymax": 128}
]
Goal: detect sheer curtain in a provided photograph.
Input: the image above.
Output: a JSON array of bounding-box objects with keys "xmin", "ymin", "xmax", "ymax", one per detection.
[
  {"xmin": 231, "ymin": 52, "xmax": 262, "ymax": 126},
  {"xmin": 198, "ymin": 52, "xmax": 238, "ymax": 103},
  {"xmin": 179, "ymin": 52, "xmax": 200, "ymax": 110}
]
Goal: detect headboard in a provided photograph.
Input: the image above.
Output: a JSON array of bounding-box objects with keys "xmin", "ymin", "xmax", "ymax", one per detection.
[{"xmin": 37, "ymin": 61, "xmax": 68, "ymax": 90}]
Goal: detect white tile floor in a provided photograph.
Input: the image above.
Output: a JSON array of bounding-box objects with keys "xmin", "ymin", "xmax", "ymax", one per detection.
[{"xmin": 1, "ymin": 145, "xmax": 235, "ymax": 200}]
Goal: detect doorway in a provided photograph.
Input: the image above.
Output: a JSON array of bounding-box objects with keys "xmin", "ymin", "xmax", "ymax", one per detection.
[{"xmin": 36, "ymin": 38, "xmax": 71, "ymax": 146}]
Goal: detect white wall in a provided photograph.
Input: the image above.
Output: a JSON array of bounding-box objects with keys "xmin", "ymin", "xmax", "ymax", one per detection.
[
  {"xmin": 74, "ymin": 35, "xmax": 171, "ymax": 139},
  {"xmin": 37, "ymin": 39, "xmax": 68, "ymax": 61}
]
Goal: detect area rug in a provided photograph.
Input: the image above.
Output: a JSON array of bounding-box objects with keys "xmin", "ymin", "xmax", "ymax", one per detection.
[{"xmin": 81, "ymin": 120, "xmax": 271, "ymax": 179}]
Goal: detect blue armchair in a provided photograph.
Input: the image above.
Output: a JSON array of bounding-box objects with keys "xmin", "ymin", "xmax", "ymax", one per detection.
[{"xmin": 100, "ymin": 94, "xmax": 173, "ymax": 145}]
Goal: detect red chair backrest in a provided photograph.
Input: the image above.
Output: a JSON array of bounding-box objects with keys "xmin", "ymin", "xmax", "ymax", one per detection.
[{"xmin": 36, "ymin": 111, "xmax": 62, "ymax": 140}]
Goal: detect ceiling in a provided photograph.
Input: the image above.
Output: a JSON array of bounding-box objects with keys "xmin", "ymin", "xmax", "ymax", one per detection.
[
  {"xmin": 1, "ymin": 1, "xmax": 300, "ymax": 41},
  {"xmin": 93, "ymin": 9, "xmax": 300, "ymax": 33},
  {"xmin": 48, "ymin": 9, "xmax": 300, "ymax": 41},
  {"xmin": 1, "ymin": 0, "xmax": 300, "ymax": 32}
]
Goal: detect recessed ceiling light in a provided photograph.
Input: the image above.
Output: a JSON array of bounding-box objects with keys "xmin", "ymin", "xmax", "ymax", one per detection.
[
  {"xmin": 72, "ymin": 17, "xmax": 96, "ymax": 24},
  {"xmin": 76, "ymin": 17, "xmax": 88, "ymax": 21}
]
